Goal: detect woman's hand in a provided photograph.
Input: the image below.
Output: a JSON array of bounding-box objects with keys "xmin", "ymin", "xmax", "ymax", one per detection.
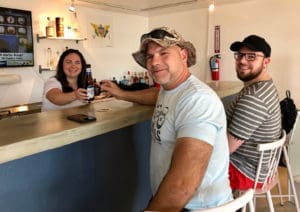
[{"xmin": 75, "ymin": 88, "xmax": 88, "ymax": 102}]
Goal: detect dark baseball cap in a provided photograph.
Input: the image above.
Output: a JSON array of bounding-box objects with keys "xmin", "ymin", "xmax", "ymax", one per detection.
[{"xmin": 230, "ymin": 35, "xmax": 271, "ymax": 57}]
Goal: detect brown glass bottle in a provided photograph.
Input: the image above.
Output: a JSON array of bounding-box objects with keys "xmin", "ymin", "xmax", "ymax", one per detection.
[{"xmin": 85, "ymin": 64, "xmax": 94, "ymax": 102}]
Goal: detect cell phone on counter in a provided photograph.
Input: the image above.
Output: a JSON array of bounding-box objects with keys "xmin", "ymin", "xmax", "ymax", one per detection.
[{"xmin": 67, "ymin": 114, "xmax": 96, "ymax": 123}]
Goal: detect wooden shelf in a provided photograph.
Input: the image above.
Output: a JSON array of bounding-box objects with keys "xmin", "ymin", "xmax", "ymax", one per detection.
[
  {"xmin": 36, "ymin": 34, "xmax": 87, "ymax": 44},
  {"xmin": 38, "ymin": 65, "xmax": 55, "ymax": 74}
]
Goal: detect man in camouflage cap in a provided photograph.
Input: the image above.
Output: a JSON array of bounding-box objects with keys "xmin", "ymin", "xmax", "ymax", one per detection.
[
  {"xmin": 132, "ymin": 26, "xmax": 196, "ymax": 69},
  {"xmin": 101, "ymin": 27, "xmax": 232, "ymax": 211}
]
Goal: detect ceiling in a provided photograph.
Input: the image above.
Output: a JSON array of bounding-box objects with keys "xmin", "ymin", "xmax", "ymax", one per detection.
[{"xmin": 75, "ymin": 0, "xmax": 248, "ymax": 16}]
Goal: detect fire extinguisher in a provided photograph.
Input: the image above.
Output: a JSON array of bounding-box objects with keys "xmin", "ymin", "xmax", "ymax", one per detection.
[{"xmin": 209, "ymin": 54, "xmax": 221, "ymax": 81}]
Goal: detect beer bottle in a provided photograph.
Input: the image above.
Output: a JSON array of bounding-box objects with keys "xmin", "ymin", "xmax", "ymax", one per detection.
[{"xmin": 85, "ymin": 64, "xmax": 95, "ymax": 102}]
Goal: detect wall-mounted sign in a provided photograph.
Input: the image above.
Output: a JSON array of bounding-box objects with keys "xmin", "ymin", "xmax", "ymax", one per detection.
[
  {"xmin": 0, "ymin": 7, "xmax": 34, "ymax": 67},
  {"xmin": 214, "ymin": 25, "xmax": 220, "ymax": 54}
]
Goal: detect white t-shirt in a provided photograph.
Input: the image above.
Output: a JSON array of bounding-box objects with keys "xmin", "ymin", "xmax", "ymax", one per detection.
[
  {"xmin": 41, "ymin": 77, "xmax": 86, "ymax": 111},
  {"xmin": 150, "ymin": 75, "xmax": 232, "ymax": 209}
]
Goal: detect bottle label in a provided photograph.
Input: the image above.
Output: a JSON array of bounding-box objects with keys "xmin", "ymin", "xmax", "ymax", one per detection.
[
  {"xmin": 87, "ymin": 85, "xmax": 94, "ymax": 99},
  {"xmin": 46, "ymin": 26, "xmax": 55, "ymax": 37}
]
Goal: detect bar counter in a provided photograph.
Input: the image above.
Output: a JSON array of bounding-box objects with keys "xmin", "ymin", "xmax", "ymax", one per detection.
[
  {"xmin": 0, "ymin": 81, "xmax": 242, "ymax": 212},
  {"xmin": 0, "ymin": 80, "xmax": 242, "ymax": 164},
  {"xmin": 0, "ymin": 98, "xmax": 154, "ymax": 212},
  {"xmin": 206, "ymin": 80, "xmax": 243, "ymax": 98},
  {"xmin": 0, "ymin": 98, "xmax": 153, "ymax": 164}
]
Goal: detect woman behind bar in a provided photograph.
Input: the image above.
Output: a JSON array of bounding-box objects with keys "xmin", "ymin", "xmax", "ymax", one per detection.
[{"xmin": 41, "ymin": 49, "xmax": 88, "ymax": 111}]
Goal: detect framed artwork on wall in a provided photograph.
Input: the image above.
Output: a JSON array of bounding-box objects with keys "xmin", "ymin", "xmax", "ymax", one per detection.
[{"xmin": 86, "ymin": 15, "xmax": 113, "ymax": 48}]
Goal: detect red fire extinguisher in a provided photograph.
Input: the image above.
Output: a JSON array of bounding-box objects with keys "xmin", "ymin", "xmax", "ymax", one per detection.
[{"xmin": 209, "ymin": 54, "xmax": 221, "ymax": 81}]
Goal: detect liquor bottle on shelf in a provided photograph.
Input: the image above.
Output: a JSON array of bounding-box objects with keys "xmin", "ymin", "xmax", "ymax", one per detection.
[
  {"xmin": 154, "ymin": 81, "xmax": 160, "ymax": 88},
  {"xmin": 93, "ymin": 78, "xmax": 101, "ymax": 96},
  {"xmin": 45, "ymin": 17, "xmax": 55, "ymax": 37},
  {"xmin": 120, "ymin": 75, "xmax": 128, "ymax": 86},
  {"xmin": 46, "ymin": 47, "xmax": 54, "ymax": 69},
  {"xmin": 112, "ymin": 77, "xmax": 118, "ymax": 84},
  {"xmin": 85, "ymin": 64, "xmax": 95, "ymax": 102},
  {"xmin": 144, "ymin": 72, "xmax": 150, "ymax": 85},
  {"xmin": 133, "ymin": 72, "xmax": 139, "ymax": 83},
  {"xmin": 55, "ymin": 17, "xmax": 64, "ymax": 37},
  {"xmin": 127, "ymin": 71, "xmax": 133, "ymax": 86}
]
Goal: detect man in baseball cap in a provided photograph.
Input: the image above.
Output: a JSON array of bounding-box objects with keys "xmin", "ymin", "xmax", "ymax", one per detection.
[
  {"xmin": 101, "ymin": 27, "xmax": 232, "ymax": 211},
  {"xmin": 227, "ymin": 34, "xmax": 281, "ymax": 192},
  {"xmin": 229, "ymin": 34, "xmax": 272, "ymax": 83},
  {"xmin": 230, "ymin": 34, "xmax": 271, "ymax": 57}
]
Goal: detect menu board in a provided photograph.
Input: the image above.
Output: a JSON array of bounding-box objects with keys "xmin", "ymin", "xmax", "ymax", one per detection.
[{"xmin": 0, "ymin": 7, "xmax": 34, "ymax": 67}]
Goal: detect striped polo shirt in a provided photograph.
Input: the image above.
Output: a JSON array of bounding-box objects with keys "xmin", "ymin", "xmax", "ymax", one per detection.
[{"xmin": 227, "ymin": 79, "xmax": 282, "ymax": 182}]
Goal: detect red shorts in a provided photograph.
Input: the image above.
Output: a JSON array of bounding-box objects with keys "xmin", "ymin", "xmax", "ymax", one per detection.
[{"xmin": 229, "ymin": 162, "xmax": 263, "ymax": 190}]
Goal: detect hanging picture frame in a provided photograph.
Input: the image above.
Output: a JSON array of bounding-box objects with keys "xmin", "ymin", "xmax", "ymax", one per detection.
[{"xmin": 86, "ymin": 15, "xmax": 113, "ymax": 48}]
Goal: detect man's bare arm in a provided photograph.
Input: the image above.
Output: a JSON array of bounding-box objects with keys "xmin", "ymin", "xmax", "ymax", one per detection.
[
  {"xmin": 145, "ymin": 137, "xmax": 213, "ymax": 212},
  {"xmin": 100, "ymin": 80, "xmax": 159, "ymax": 105},
  {"xmin": 227, "ymin": 132, "xmax": 245, "ymax": 153}
]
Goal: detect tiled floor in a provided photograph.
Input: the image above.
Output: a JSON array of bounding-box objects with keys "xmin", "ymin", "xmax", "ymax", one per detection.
[{"xmin": 256, "ymin": 167, "xmax": 297, "ymax": 212}]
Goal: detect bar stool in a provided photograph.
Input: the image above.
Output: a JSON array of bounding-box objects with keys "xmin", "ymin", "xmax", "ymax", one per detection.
[
  {"xmin": 193, "ymin": 189, "xmax": 254, "ymax": 212},
  {"xmin": 233, "ymin": 130, "xmax": 287, "ymax": 212},
  {"xmin": 285, "ymin": 111, "xmax": 300, "ymax": 211}
]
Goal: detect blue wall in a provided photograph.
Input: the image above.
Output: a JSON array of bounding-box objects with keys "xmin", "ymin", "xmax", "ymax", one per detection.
[{"xmin": 0, "ymin": 121, "xmax": 152, "ymax": 212}]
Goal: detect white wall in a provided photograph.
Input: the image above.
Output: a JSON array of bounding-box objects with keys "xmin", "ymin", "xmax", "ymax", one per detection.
[
  {"xmin": 1, "ymin": 0, "xmax": 300, "ymax": 108},
  {"xmin": 209, "ymin": 0, "xmax": 300, "ymax": 104},
  {"xmin": 149, "ymin": 0, "xmax": 300, "ymax": 106},
  {"xmin": 149, "ymin": 9, "xmax": 209, "ymax": 81},
  {"xmin": 0, "ymin": 0, "xmax": 148, "ymax": 108}
]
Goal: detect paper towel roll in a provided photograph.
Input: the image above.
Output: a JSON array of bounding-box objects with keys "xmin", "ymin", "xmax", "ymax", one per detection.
[{"xmin": 0, "ymin": 74, "xmax": 21, "ymax": 85}]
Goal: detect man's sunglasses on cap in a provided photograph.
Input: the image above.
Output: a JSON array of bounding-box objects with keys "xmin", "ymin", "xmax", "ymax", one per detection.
[{"xmin": 141, "ymin": 29, "xmax": 175, "ymax": 42}]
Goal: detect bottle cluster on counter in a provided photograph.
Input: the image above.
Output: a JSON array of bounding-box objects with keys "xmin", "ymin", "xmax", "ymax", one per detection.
[
  {"xmin": 85, "ymin": 67, "xmax": 159, "ymax": 101},
  {"xmin": 118, "ymin": 71, "xmax": 150, "ymax": 86},
  {"xmin": 114, "ymin": 71, "xmax": 157, "ymax": 90}
]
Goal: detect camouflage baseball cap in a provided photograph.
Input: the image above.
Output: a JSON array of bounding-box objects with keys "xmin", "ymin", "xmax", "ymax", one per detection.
[{"xmin": 132, "ymin": 27, "xmax": 196, "ymax": 68}]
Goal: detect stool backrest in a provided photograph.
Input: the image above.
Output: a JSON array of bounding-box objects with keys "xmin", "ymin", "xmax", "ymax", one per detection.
[
  {"xmin": 254, "ymin": 130, "xmax": 286, "ymax": 189},
  {"xmin": 193, "ymin": 189, "xmax": 254, "ymax": 212}
]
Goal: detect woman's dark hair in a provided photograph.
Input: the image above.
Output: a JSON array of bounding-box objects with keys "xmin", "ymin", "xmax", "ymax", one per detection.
[{"xmin": 55, "ymin": 49, "xmax": 87, "ymax": 92}]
